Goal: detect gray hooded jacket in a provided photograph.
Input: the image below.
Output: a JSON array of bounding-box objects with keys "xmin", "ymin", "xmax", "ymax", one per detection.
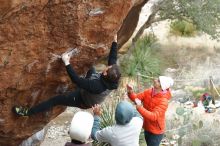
[{"xmin": 91, "ymin": 101, "xmax": 143, "ymax": 146}]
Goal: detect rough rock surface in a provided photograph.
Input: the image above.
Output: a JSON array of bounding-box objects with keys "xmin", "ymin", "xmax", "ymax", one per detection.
[{"xmin": 0, "ymin": 0, "xmax": 147, "ymax": 145}]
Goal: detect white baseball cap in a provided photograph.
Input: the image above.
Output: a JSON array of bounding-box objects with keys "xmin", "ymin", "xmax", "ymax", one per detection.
[
  {"xmin": 159, "ymin": 76, "xmax": 174, "ymax": 90},
  {"xmin": 69, "ymin": 111, "xmax": 94, "ymax": 142}
]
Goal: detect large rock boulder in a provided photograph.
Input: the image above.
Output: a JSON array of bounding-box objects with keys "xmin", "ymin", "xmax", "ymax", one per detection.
[{"xmin": 0, "ymin": 0, "xmax": 147, "ymax": 145}]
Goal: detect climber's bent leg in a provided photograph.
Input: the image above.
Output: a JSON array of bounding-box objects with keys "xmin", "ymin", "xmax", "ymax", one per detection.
[{"xmin": 13, "ymin": 89, "xmax": 84, "ymax": 116}]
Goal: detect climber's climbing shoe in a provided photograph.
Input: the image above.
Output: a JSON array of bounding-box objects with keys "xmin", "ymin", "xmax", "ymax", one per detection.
[{"xmin": 12, "ymin": 106, "xmax": 29, "ymax": 116}]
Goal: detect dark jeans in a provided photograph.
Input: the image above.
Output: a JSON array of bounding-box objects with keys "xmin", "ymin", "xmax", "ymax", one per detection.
[
  {"xmin": 144, "ymin": 131, "xmax": 163, "ymax": 146},
  {"xmin": 28, "ymin": 67, "xmax": 96, "ymax": 116}
]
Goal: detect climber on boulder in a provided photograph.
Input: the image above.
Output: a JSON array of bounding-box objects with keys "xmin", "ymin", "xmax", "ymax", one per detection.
[{"xmin": 12, "ymin": 35, "xmax": 121, "ymax": 116}]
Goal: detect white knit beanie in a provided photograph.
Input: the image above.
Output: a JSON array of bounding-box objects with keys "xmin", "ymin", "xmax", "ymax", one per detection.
[
  {"xmin": 159, "ymin": 76, "xmax": 174, "ymax": 91},
  {"xmin": 69, "ymin": 111, "xmax": 94, "ymax": 142}
]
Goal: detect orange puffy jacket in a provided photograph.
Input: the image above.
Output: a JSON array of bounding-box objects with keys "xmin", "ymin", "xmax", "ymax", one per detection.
[{"xmin": 129, "ymin": 88, "xmax": 171, "ymax": 134}]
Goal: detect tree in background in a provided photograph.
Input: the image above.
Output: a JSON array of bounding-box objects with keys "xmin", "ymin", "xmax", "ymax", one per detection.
[{"xmin": 133, "ymin": 0, "xmax": 220, "ymax": 41}]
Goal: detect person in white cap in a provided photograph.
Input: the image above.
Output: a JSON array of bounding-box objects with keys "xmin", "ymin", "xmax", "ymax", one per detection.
[
  {"xmin": 65, "ymin": 111, "xmax": 94, "ymax": 146},
  {"xmin": 127, "ymin": 76, "xmax": 174, "ymax": 146}
]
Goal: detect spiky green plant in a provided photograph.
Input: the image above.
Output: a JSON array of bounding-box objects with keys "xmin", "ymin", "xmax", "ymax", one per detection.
[{"xmin": 121, "ymin": 34, "xmax": 161, "ymax": 82}]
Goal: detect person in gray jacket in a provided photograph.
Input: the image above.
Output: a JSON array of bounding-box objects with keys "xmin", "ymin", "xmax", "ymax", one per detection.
[{"xmin": 91, "ymin": 101, "xmax": 143, "ymax": 146}]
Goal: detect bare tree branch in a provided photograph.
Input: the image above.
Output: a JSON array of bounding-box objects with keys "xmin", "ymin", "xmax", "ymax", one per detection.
[{"xmin": 132, "ymin": 0, "xmax": 165, "ymax": 43}]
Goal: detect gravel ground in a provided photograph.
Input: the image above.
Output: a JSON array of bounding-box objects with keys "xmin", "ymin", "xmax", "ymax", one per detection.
[{"xmin": 40, "ymin": 107, "xmax": 79, "ymax": 146}]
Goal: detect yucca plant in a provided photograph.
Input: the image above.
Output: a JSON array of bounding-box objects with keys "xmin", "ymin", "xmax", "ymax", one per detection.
[{"xmin": 121, "ymin": 34, "xmax": 161, "ymax": 82}]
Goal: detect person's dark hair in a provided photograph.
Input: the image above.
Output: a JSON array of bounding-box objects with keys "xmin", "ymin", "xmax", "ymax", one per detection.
[
  {"xmin": 106, "ymin": 64, "xmax": 121, "ymax": 83},
  {"xmin": 71, "ymin": 139, "xmax": 84, "ymax": 144}
]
